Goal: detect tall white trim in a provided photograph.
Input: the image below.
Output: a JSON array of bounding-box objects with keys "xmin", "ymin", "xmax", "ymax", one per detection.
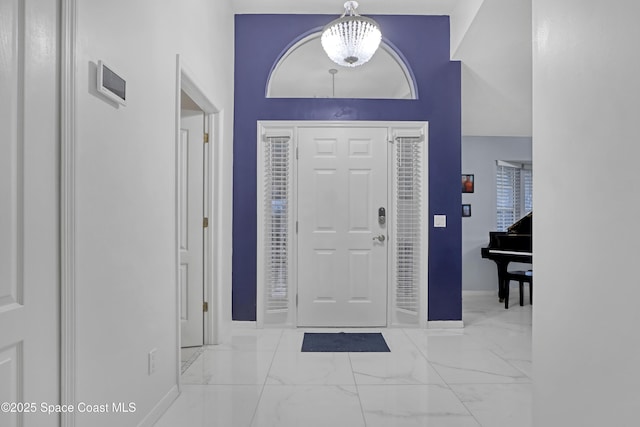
[
  {"xmin": 173, "ymin": 57, "xmax": 182, "ymax": 392},
  {"xmin": 61, "ymin": 0, "xmax": 77, "ymax": 425},
  {"xmin": 211, "ymin": 109, "xmax": 226, "ymax": 345}
]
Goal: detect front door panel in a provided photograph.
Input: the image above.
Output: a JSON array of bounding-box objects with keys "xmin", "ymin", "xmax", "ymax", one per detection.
[{"xmin": 297, "ymin": 127, "xmax": 388, "ymax": 327}]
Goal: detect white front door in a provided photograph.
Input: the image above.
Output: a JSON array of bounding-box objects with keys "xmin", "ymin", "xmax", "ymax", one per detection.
[
  {"xmin": 179, "ymin": 113, "xmax": 205, "ymax": 347},
  {"xmin": 297, "ymin": 127, "xmax": 388, "ymax": 327},
  {"xmin": 0, "ymin": 1, "xmax": 59, "ymax": 426}
]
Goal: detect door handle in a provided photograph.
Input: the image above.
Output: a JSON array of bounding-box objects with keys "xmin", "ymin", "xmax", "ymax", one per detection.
[{"xmin": 372, "ymin": 234, "xmax": 386, "ymax": 242}]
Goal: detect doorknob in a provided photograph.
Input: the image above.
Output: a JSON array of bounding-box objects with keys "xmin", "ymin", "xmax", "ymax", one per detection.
[{"xmin": 372, "ymin": 234, "xmax": 386, "ymax": 242}]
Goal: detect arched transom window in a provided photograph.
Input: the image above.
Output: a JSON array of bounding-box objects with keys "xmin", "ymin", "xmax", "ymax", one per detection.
[{"xmin": 267, "ymin": 32, "xmax": 417, "ymax": 100}]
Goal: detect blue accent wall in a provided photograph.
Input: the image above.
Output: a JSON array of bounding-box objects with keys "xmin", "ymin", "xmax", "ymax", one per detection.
[{"xmin": 233, "ymin": 14, "xmax": 462, "ymax": 321}]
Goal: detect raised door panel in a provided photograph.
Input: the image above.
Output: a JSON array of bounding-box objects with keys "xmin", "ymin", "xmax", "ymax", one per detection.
[
  {"xmin": 0, "ymin": 0, "xmax": 23, "ymax": 312},
  {"xmin": 348, "ymin": 250, "xmax": 372, "ymax": 302},
  {"xmin": 312, "ymin": 250, "xmax": 338, "ymax": 302},
  {"xmin": 179, "ymin": 264, "xmax": 189, "ymax": 321},
  {"xmin": 179, "ymin": 130, "xmax": 189, "ymax": 251},
  {"xmin": 1, "ymin": 4, "xmax": 26, "ymax": 426},
  {"xmin": 0, "ymin": 344, "xmax": 21, "ymax": 427},
  {"xmin": 313, "ymin": 170, "xmax": 338, "ymax": 232},
  {"xmin": 348, "ymin": 170, "xmax": 371, "ymax": 232}
]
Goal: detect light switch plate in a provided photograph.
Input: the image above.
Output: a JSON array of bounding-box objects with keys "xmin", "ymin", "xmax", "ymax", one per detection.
[
  {"xmin": 148, "ymin": 349, "xmax": 157, "ymax": 375},
  {"xmin": 434, "ymin": 215, "xmax": 447, "ymax": 228}
]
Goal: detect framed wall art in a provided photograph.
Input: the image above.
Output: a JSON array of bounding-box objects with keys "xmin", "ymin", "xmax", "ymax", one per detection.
[{"xmin": 462, "ymin": 174, "xmax": 474, "ymax": 193}]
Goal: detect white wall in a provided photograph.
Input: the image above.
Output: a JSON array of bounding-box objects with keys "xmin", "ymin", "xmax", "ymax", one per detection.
[
  {"xmin": 74, "ymin": 1, "xmax": 234, "ymax": 425},
  {"xmin": 450, "ymin": 0, "xmax": 484, "ymax": 57},
  {"xmin": 456, "ymin": 0, "xmax": 532, "ymax": 137},
  {"xmin": 533, "ymin": 1, "xmax": 640, "ymax": 425},
  {"xmin": 462, "ymin": 136, "xmax": 531, "ymax": 291}
]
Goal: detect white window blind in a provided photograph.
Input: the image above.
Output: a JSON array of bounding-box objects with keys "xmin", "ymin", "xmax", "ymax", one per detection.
[
  {"xmin": 496, "ymin": 163, "xmax": 533, "ymax": 231},
  {"xmin": 263, "ymin": 136, "xmax": 291, "ymax": 316},
  {"xmin": 523, "ymin": 168, "xmax": 533, "ymax": 214},
  {"xmin": 394, "ymin": 137, "xmax": 422, "ymax": 321}
]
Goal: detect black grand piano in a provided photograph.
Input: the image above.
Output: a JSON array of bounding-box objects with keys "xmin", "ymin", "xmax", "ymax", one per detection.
[{"xmin": 481, "ymin": 212, "xmax": 532, "ymax": 302}]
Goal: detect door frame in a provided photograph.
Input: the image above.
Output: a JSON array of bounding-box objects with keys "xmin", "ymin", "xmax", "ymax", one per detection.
[
  {"xmin": 256, "ymin": 121, "xmax": 429, "ymax": 328},
  {"xmin": 61, "ymin": 1, "xmax": 77, "ymax": 424},
  {"xmin": 174, "ymin": 55, "xmax": 221, "ymax": 378}
]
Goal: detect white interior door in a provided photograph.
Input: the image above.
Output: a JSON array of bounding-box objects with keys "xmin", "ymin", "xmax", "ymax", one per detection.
[
  {"xmin": 297, "ymin": 127, "xmax": 388, "ymax": 327},
  {"xmin": 0, "ymin": 1, "xmax": 59, "ymax": 426},
  {"xmin": 179, "ymin": 113, "xmax": 205, "ymax": 347}
]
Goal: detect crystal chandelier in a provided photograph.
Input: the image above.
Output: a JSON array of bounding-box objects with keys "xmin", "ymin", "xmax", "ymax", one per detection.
[{"xmin": 321, "ymin": 1, "xmax": 382, "ymax": 68}]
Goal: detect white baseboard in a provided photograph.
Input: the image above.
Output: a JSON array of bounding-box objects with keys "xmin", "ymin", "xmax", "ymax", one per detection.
[
  {"xmin": 427, "ymin": 320, "xmax": 464, "ymax": 329},
  {"xmin": 137, "ymin": 384, "xmax": 180, "ymax": 427},
  {"xmin": 462, "ymin": 290, "xmax": 497, "ymax": 296},
  {"xmin": 232, "ymin": 320, "xmax": 257, "ymax": 328},
  {"xmin": 236, "ymin": 320, "xmax": 468, "ymax": 329}
]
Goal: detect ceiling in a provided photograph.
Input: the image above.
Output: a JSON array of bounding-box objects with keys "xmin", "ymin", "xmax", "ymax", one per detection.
[
  {"xmin": 181, "ymin": 90, "xmax": 202, "ymax": 112},
  {"xmin": 233, "ymin": 0, "xmax": 460, "ymax": 15},
  {"xmin": 232, "ymin": 0, "xmax": 532, "ymax": 137}
]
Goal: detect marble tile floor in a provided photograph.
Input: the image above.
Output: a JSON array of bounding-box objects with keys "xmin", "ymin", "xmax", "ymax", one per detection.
[
  {"xmin": 181, "ymin": 346, "xmax": 206, "ymax": 374},
  {"xmin": 156, "ymin": 292, "xmax": 532, "ymax": 427}
]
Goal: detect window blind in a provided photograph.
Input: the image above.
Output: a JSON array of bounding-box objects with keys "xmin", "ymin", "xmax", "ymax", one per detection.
[
  {"xmin": 263, "ymin": 136, "xmax": 290, "ymax": 314},
  {"xmin": 496, "ymin": 163, "xmax": 532, "ymax": 231},
  {"xmin": 523, "ymin": 168, "xmax": 533, "ymax": 214},
  {"xmin": 394, "ymin": 137, "xmax": 422, "ymax": 318}
]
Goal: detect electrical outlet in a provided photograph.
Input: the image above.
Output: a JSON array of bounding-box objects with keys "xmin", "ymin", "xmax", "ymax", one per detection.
[{"xmin": 148, "ymin": 349, "xmax": 157, "ymax": 375}]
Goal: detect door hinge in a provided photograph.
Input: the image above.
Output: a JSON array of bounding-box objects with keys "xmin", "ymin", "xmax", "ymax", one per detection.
[
  {"xmin": 296, "ymin": 147, "xmax": 299, "ymax": 159},
  {"xmin": 296, "ymin": 221, "xmax": 298, "ymax": 234},
  {"xmin": 203, "ymin": 301, "xmax": 209, "ymax": 312},
  {"xmin": 203, "ymin": 217, "xmax": 209, "ymax": 228},
  {"xmin": 296, "ymin": 294, "xmax": 298, "ymax": 307},
  {"xmin": 204, "ymin": 133, "xmax": 209, "ymax": 143}
]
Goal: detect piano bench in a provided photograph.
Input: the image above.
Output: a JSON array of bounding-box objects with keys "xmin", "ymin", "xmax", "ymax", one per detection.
[{"xmin": 504, "ymin": 270, "xmax": 533, "ymax": 309}]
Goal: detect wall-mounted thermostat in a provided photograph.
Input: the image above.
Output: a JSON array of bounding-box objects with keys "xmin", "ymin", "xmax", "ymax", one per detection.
[{"xmin": 97, "ymin": 60, "xmax": 126, "ymax": 106}]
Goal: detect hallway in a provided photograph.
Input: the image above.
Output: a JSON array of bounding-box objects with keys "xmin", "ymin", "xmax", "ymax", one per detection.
[{"xmin": 156, "ymin": 293, "xmax": 532, "ymax": 426}]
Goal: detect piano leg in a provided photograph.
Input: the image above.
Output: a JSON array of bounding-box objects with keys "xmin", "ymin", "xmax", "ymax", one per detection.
[{"xmin": 496, "ymin": 263, "xmax": 508, "ymax": 303}]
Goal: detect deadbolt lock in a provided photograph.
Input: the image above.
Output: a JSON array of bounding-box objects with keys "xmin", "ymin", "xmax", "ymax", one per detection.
[{"xmin": 378, "ymin": 207, "xmax": 386, "ymax": 225}]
